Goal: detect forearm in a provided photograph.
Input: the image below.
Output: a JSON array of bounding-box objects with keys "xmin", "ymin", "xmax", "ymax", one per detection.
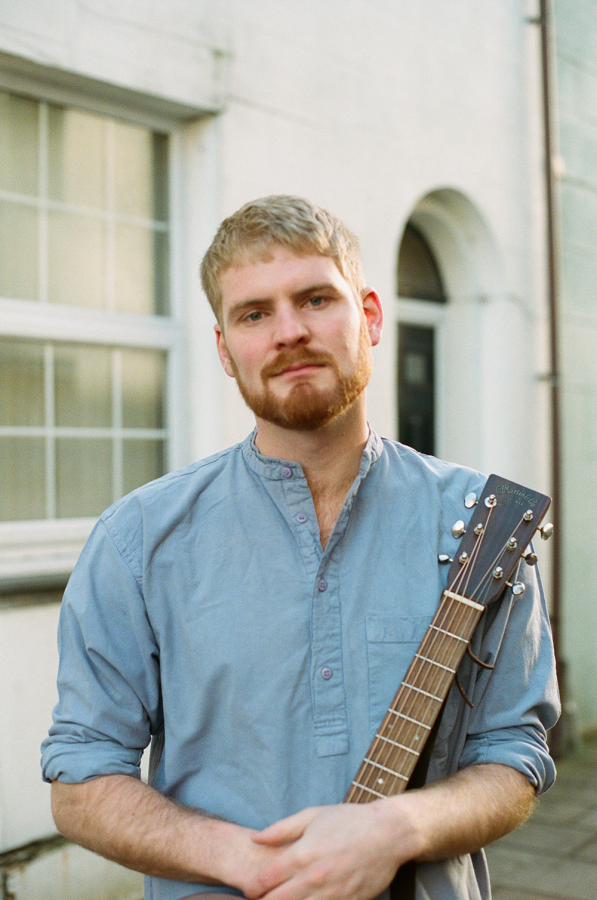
[
  {"xmin": 51, "ymin": 774, "xmax": 254, "ymax": 886},
  {"xmin": 398, "ymin": 762, "xmax": 535, "ymax": 863}
]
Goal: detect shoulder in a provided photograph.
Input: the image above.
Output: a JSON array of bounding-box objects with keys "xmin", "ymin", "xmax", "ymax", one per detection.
[
  {"xmin": 375, "ymin": 435, "xmax": 487, "ymax": 499},
  {"xmin": 97, "ymin": 439, "xmax": 248, "ymax": 556}
]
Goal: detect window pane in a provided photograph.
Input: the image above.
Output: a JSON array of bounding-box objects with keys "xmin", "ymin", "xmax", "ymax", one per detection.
[
  {"xmin": 122, "ymin": 350, "xmax": 165, "ymax": 428},
  {"xmin": 55, "ymin": 438, "xmax": 112, "ymax": 517},
  {"xmin": 114, "ymin": 222, "xmax": 155, "ymax": 315},
  {"xmin": 0, "ymin": 339, "xmax": 45, "ymax": 426},
  {"xmin": 153, "ymin": 229, "xmax": 169, "ymax": 315},
  {"xmin": 114, "ymin": 122, "xmax": 156, "ymax": 218},
  {"xmin": 48, "ymin": 210, "xmax": 106, "ymax": 307},
  {"xmin": 152, "ymin": 133, "xmax": 169, "ymax": 223},
  {"xmin": 398, "ymin": 224, "xmax": 446, "ymax": 303},
  {"xmin": 0, "ymin": 437, "xmax": 45, "ymax": 520},
  {"xmin": 48, "ymin": 106, "xmax": 107, "ymax": 209},
  {"xmin": 55, "ymin": 345, "xmax": 112, "ymax": 428},
  {"xmin": 123, "ymin": 439, "xmax": 164, "ymax": 495},
  {"xmin": 0, "ymin": 91, "xmax": 38, "ymax": 196},
  {"xmin": 0, "ymin": 201, "xmax": 38, "ymax": 300}
]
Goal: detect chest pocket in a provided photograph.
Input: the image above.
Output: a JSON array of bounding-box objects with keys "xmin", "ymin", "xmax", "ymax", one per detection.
[{"xmin": 366, "ymin": 615, "xmax": 430, "ymax": 732}]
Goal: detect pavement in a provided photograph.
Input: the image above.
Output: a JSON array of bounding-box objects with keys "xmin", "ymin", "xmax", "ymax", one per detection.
[{"xmin": 486, "ymin": 733, "xmax": 597, "ymax": 900}]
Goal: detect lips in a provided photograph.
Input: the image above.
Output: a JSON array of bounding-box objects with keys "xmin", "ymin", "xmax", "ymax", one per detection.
[{"xmin": 262, "ymin": 351, "xmax": 331, "ymax": 380}]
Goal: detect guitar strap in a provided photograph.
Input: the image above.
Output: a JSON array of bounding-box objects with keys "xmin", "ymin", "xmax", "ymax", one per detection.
[{"xmin": 388, "ymin": 708, "xmax": 443, "ymax": 900}]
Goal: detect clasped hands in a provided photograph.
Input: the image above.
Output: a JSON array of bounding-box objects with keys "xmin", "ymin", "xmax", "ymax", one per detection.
[{"xmin": 220, "ymin": 798, "xmax": 418, "ymax": 900}]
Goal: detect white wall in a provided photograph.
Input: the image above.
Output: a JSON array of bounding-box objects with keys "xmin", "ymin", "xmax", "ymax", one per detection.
[{"xmin": 0, "ymin": 2, "xmax": 556, "ymax": 897}]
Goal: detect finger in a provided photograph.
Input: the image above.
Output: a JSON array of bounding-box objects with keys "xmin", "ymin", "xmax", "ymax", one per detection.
[{"xmin": 252, "ymin": 808, "xmax": 317, "ymax": 846}]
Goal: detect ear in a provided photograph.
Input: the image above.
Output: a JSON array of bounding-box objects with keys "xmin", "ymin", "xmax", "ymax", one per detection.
[
  {"xmin": 214, "ymin": 324, "xmax": 236, "ymax": 378},
  {"xmin": 361, "ymin": 288, "xmax": 383, "ymax": 347}
]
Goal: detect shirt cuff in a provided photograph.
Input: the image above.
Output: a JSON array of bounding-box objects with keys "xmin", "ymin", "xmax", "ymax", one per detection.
[
  {"xmin": 41, "ymin": 738, "xmax": 142, "ymax": 784},
  {"xmin": 458, "ymin": 725, "xmax": 556, "ymax": 795}
]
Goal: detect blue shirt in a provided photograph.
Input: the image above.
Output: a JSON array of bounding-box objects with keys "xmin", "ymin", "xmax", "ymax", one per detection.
[{"xmin": 41, "ymin": 431, "xmax": 560, "ymax": 900}]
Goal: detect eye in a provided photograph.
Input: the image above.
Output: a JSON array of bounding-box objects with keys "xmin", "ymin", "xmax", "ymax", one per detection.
[
  {"xmin": 245, "ymin": 310, "xmax": 263, "ymax": 323},
  {"xmin": 308, "ymin": 295, "xmax": 325, "ymax": 308}
]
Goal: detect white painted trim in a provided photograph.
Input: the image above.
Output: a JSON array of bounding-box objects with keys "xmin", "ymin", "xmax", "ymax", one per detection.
[
  {"xmin": 0, "ymin": 518, "xmax": 94, "ymax": 591},
  {"xmin": 0, "ymin": 297, "xmax": 182, "ymax": 348}
]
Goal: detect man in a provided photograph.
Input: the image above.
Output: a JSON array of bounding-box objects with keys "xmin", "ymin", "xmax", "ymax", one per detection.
[{"xmin": 42, "ymin": 196, "xmax": 559, "ymax": 900}]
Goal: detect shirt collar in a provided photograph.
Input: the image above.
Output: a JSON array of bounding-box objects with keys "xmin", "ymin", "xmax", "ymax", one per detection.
[{"xmin": 241, "ymin": 426, "xmax": 384, "ymax": 482}]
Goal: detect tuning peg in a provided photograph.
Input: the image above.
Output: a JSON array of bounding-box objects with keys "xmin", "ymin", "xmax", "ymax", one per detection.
[
  {"xmin": 464, "ymin": 492, "xmax": 478, "ymax": 509},
  {"xmin": 540, "ymin": 522, "xmax": 554, "ymax": 541},
  {"xmin": 522, "ymin": 549, "xmax": 538, "ymax": 566},
  {"xmin": 506, "ymin": 581, "xmax": 526, "ymax": 596},
  {"xmin": 452, "ymin": 520, "xmax": 466, "ymax": 538},
  {"xmin": 438, "ymin": 553, "xmax": 453, "ymax": 564}
]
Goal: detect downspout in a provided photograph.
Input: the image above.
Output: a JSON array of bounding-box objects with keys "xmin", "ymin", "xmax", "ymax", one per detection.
[{"xmin": 536, "ymin": 0, "xmax": 565, "ymax": 752}]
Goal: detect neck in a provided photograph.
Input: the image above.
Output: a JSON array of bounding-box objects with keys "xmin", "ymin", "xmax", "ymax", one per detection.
[
  {"xmin": 254, "ymin": 399, "xmax": 369, "ymax": 547},
  {"xmin": 254, "ymin": 397, "xmax": 368, "ymax": 484}
]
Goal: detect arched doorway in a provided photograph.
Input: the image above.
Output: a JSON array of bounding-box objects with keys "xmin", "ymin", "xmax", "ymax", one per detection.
[
  {"xmin": 395, "ymin": 189, "xmax": 525, "ymax": 476},
  {"xmin": 397, "ymin": 223, "xmax": 446, "ymax": 456}
]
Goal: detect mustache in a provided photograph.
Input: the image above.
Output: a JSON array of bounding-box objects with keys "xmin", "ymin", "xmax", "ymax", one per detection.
[{"xmin": 261, "ymin": 349, "xmax": 335, "ymax": 379}]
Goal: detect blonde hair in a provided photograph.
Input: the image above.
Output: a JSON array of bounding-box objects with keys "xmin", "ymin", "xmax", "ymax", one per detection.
[{"xmin": 200, "ymin": 195, "xmax": 365, "ymax": 324}]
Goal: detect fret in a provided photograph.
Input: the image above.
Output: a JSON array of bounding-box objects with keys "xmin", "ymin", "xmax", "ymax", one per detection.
[
  {"xmin": 429, "ymin": 624, "xmax": 469, "ymax": 642},
  {"xmin": 374, "ymin": 734, "xmax": 419, "ymax": 755},
  {"xmin": 350, "ymin": 782, "xmax": 387, "ymax": 799},
  {"xmin": 414, "ymin": 653, "xmax": 456, "ymax": 673},
  {"xmin": 387, "ymin": 709, "xmax": 432, "ymax": 730},
  {"xmin": 402, "ymin": 682, "xmax": 443, "ymax": 703},
  {"xmin": 363, "ymin": 757, "xmax": 409, "ymax": 780}
]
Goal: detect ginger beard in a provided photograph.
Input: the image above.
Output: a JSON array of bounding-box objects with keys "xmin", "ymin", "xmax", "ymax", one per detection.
[{"xmin": 227, "ymin": 316, "xmax": 373, "ymax": 431}]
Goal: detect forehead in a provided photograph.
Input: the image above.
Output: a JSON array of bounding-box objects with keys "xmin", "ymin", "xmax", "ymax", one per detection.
[{"xmin": 219, "ymin": 247, "xmax": 352, "ymax": 312}]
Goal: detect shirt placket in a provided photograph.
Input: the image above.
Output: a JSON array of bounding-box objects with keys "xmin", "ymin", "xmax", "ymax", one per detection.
[{"xmin": 277, "ymin": 462, "xmax": 350, "ymax": 757}]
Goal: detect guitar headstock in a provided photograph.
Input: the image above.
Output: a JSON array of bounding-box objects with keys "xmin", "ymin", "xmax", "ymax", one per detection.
[{"xmin": 446, "ymin": 474, "xmax": 552, "ymax": 607}]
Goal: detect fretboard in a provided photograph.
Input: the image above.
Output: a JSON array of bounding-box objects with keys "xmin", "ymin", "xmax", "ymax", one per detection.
[{"xmin": 344, "ymin": 590, "xmax": 484, "ymax": 803}]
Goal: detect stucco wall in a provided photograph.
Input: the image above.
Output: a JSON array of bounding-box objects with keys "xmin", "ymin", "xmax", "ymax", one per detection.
[
  {"xmin": 554, "ymin": 0, "xmax": 597, "ymax": 730},
  {"xmin": 0, "ymin": 2, "xmax": 559, "ymax": 897}
]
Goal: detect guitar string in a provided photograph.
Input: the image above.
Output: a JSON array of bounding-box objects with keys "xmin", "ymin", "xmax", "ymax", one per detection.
[
  {"xmin": 355, "ymin": 529, "xmax": 494, "ymax": 800},
  {"xmin": 354, "ymin": 592, "xmax": 480, "ymax": 798},
  {"xmin": 351, "ymin": 501, "xmax": 537, "ymax": 800},
  {"xmin": 353, "ymin": 510, "xmax": 495, "ymax": 800}
]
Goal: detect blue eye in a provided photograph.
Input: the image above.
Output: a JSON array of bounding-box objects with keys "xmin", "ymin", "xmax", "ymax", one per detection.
[
  {"xmin": 309, "ymin": 296, "xmax": 324, "ymax": 307},
  {"xmin": 247, "ymin": 311, "xmax": 263, "ymax": 322}
]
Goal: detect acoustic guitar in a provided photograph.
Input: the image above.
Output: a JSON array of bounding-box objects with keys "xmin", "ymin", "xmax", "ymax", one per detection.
[{"xmin": 345, "ymin": 473, "xmax": 552, "ymax": 804}]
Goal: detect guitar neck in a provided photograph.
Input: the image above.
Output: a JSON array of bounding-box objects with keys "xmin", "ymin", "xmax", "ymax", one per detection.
[{"xmin": 344, "ymin": 589, "xmax": 484, "ymax": 803}]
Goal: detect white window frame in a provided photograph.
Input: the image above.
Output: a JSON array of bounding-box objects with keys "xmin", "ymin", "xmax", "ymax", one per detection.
[{"xmin": 0, "ymin": 68, "xmax": 208, "ymax": 593}]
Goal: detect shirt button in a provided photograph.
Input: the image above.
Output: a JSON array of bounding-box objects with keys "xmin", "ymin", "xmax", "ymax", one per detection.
[
  {"xmin": 318, "ymin": 579, "xmax": 328, "ymax": 592},
  {"xmin": 282, "ymin": 466, "xmax": 293, "ymax": 479},
  {"xmin": 296, "ymin": 512, "xmax": 308, "ymax": 523},
  {"xmin": 321, "ymin": 667, "xmax": 333, "ymax": 680}
]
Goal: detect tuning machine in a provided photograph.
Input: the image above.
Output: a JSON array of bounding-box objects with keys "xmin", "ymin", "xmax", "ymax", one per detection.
[
  {"xmin": 438, "ymin": 553, "xmax": 453, "ymax": 564},
  {"xmin": 452, "ymin": 520, "xmax": 466, "ymax": 539},
  {"xmin": 539, "ymin": 522, "xmax": 554, "ymax": 541},
  {"xmin": 506, "ymin": 580, "xmax": 526, "ymax": 596},
  {"xmin": 522, "ymin": 549, "xmax": 538, "ymax": 566}
]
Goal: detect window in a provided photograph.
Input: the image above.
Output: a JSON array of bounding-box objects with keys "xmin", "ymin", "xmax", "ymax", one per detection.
[
  {"xmin": 397, "ymin": 224, "xmax": 446, "ymax": 456},
  {"xmin": 0, "ymin": 88, "xmax": 178, "ymax": 591}
]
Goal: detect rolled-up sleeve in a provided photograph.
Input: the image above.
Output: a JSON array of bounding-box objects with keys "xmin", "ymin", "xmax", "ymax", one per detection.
[
  {"xmin": 41, "ymin": 513, "xmax": 161, "ymax": 784},
  {"xmin": 458, "ymin": 561, "xmax": 560, "ymax": 794}
]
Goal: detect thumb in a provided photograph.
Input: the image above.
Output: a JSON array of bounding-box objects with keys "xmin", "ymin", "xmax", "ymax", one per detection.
[{"xmin": 251, "ymin": 807, "xmax": 318, "ymax": 846}]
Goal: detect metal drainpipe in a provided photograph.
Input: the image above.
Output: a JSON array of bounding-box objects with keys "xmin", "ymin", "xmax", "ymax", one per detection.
[{"xmin": 536, "ymin": 0, "xmax": 565, "ymax": 751}]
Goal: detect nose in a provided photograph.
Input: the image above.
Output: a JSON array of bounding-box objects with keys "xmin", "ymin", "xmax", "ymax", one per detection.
[{"xmin": 272, "ymin": 304, "xmax": 310, "ymax": 348}]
